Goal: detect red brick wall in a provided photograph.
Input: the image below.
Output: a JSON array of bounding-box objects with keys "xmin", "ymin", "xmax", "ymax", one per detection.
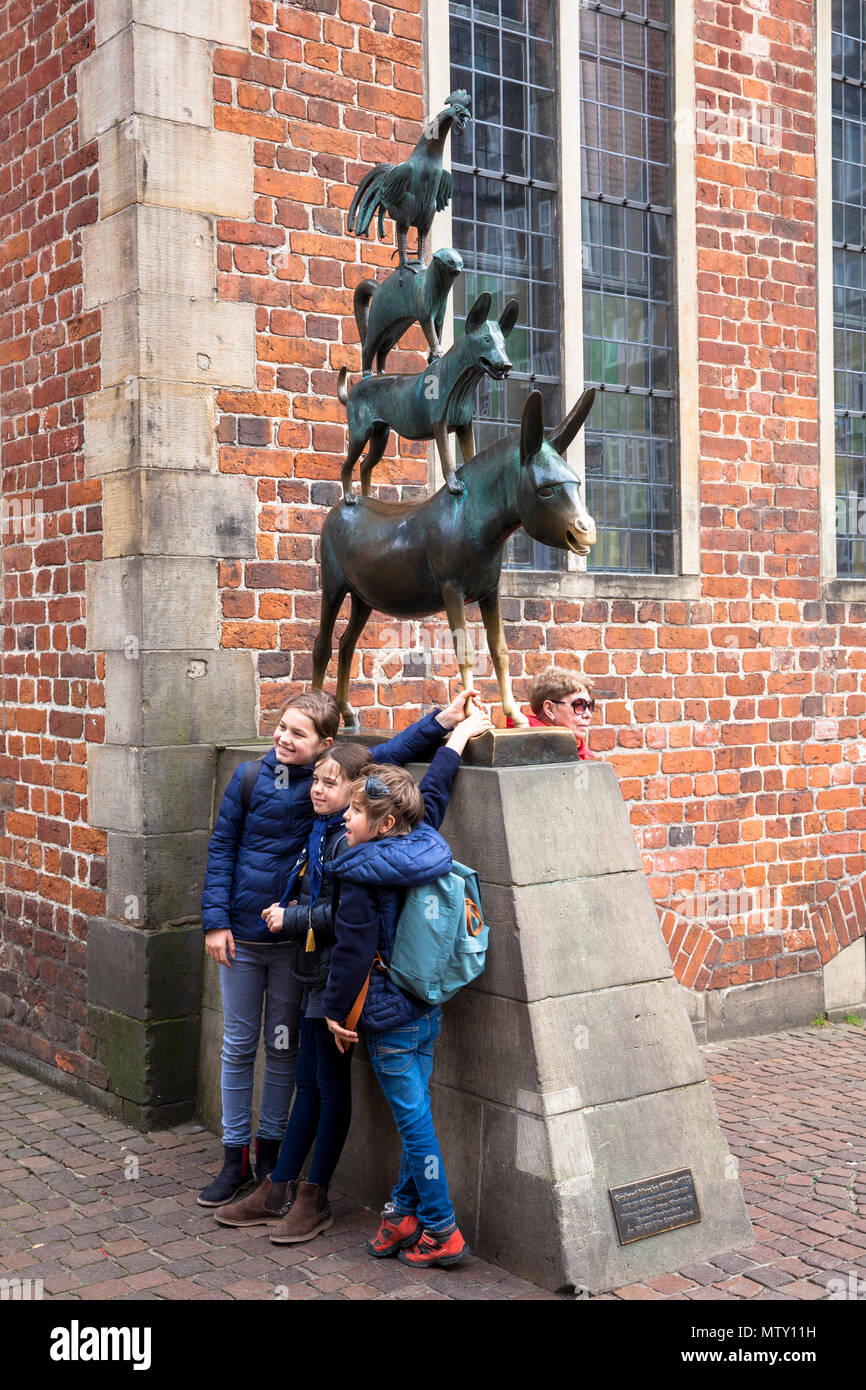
[
  {"xmin": 0, "ymin": 0, "xmax": 104, "ymax": 1080},
  {"xmin": 212, "ymin": 0, "xmax": 865, "ymax": 996},
  {"xmin": 214, "ymin": 0, "xmax": 437, "ymax": 729}
]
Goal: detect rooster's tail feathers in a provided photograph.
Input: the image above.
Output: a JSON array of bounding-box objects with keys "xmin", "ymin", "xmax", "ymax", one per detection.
[{"xmin": 348, "ymin": 163, "xmax": 391, "ymax": 238}]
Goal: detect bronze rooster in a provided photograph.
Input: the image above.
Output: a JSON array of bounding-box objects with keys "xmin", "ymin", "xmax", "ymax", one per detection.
[{"xmin": 347, "ymin": 90, "xmax": 471, "ymax": 268}]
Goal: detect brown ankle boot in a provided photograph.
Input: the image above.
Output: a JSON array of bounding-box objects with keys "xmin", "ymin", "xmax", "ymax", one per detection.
[
  {"xmin": 214, "ymin": 1176, "xmax": 293, "ymax": 1227},
  {"xmin": 269, "ymin": 1180, "xmax": 332, "ymax": 1244}
]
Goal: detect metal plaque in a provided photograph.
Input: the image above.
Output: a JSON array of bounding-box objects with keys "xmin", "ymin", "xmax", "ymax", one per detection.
[{"xmin": 609, "ymin": 1168, "xmax": 702, "ymax": 1245}]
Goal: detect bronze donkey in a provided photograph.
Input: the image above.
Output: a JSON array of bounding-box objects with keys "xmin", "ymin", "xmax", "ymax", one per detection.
[
  {"xmin": 337, "ymin": 291, "xmax": 518, "ymax": 502},
  {"xmin": 312, "ymin": 389, "xmax": 596, "ymax": 727}
]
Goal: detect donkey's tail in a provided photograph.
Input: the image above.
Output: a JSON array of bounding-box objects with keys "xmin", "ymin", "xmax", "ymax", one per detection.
[{"xmin": 337, "ymin": 367, "xmax": 349, "ymax": 406}]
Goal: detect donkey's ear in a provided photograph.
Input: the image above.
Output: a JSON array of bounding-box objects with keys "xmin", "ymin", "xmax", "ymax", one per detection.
[
  {"xmin": 520, "ymin": 391, "xmax": 545, "ymax": 467},
  {"xmin": 549, "ymin": 387, "xmax": 596, "ymax": 456},
  {"xmin": 465, "ymin": 292, "xmax": 492, "ymax": 334},
  {"xmin": 498, "ymin": 298, "xmax": 519, "ymax": 338}
]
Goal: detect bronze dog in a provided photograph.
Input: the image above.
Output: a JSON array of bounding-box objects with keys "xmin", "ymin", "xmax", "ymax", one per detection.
[{"xmin": 337, "ymin": 291, "xmax": 518, "ymax": 502}]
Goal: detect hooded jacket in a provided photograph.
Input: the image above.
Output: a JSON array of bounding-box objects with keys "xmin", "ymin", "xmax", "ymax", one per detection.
[
  {"xmin": 321, "ymin": 745, "xmax": 460, "ymax": 1033},
  {"xmin": 201, "ymin": 711, "xmax": 449, "ymax": 945}
]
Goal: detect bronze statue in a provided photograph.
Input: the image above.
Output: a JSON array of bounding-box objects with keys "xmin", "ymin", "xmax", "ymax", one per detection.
[
  {"xmin": 312, "ymin": 390, "xmax": 596, "ymax": 728},
  {"xmin": 354, "ymin": 248, "xmax": 463, "ymax": 375},
  {"xmin": 337, "ymin": 292, "xmax": 518, "ymax": 502},
  {"xmin": 346, "ymin": 90, "xmax": 472, "ymax": 267}
]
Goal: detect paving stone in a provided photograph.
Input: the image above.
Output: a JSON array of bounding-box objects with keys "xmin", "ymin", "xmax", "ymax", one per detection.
[{"xmin": 3, "ymin": 1025, "xmax": 866, "ymax": 1302}]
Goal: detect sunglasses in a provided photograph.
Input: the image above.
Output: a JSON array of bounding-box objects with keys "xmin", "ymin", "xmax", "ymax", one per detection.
[
  {"xmin": 553, "ymin": 697, "xmax": 595, "ymax": 715},
  {"xmin": 364, "ymin": 774, "xmax": 391, "ymax": 799}
]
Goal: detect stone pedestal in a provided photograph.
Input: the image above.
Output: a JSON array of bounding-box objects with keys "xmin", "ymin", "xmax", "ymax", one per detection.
[{"xmin": 199, "ymin": 743, "xmax": 752, "ymax": 1292}]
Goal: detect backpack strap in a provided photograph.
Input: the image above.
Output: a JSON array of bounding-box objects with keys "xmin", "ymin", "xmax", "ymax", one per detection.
[
  {"xmin": 465, "ymin": 898, "xmax": 485, "ymax": 937},
  {"xmin": 344, "ymin": 952, "xmax": 386, "ymax": 1032},
  {"xmin": 236, "ymin": 758, "xmax": 264, "ymax": 835}
]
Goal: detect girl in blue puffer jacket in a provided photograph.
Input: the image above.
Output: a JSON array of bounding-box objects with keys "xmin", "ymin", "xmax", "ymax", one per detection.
[
  {"xmin": 320, "ymin": 703, "xmax": 493, "ymax": 1269},
  {"xmin": 198, "ymin": 687, "xmax": 475, "ymax": 1208}
]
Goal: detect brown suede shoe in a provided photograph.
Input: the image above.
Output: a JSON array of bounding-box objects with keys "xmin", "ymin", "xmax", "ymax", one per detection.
[
  {"xmin": 269, "ymin": 1180, "xmax": 332, "ymax": 1244},
  {"xmin": 214, "ymin": 1176, "xmax": 294, "ymax": 1227}
]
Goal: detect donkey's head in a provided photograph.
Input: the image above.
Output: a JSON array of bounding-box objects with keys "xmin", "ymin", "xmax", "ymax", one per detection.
[
  {"xmin": 461, "ymin": 292, "xmax": 518, "ymax": 380},
  {"xmin": 516, "ymin": 390, "xmax": 597, "ymax": 556}
]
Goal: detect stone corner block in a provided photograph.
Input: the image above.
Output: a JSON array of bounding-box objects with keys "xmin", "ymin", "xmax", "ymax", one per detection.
[
  {"xmin": 101, "ymin": 295, "xmax": 256, "ymax": 391},
  {"xmin": 86, "ymin": 915, "xmax": 204, "ymax": 1020},
  {"xmin": 84, "ymin": 380, "xmax": 216, "ymax": 476},
  {"xmin": 100, "ymin": 468, "xmax": 258, "ymax": 558},
  {"xmin": 104, "ymin": 648, "xmax": 257, "ymax": 746},
  {"xmin": 86, "ymin": 555, "xmax": 219, "ymax": 651},
  {"xmin": 79, "ymin": 25, "xmax": 211, "ymax": 143},
  {"xmin": 97, "ymin": 0, "xmax": 250, "ymax": 48},
  {"xmin": 83, "ymin": 205, "xmax": 214, "ymax": 309},
  {"xmin": 87, "ymin": 744, "xmax": 216, "ymax": 834},
  {"xmin": 99, "ymin": 117, "xmax": 253, "ymax": 220}
]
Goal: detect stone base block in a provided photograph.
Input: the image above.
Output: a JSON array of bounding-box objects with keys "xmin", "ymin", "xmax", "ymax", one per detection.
[{"xmin": 197, "ymin": 756, "xmax": 753, "ymax": 1292}]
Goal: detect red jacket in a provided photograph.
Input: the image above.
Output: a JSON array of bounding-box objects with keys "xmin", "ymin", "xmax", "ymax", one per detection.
[{"xmin": 505, "ymin": 712, "xmax": 600, "ymax": 759}]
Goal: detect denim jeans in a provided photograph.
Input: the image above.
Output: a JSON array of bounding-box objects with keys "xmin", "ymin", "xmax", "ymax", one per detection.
[
  {"xmin": 270, "ymin": 1015, "xmax": 354, "ymax": 1187},
  {"xmin": 219, "ymin": 942, "xmax": 302, "ymax": 1145},
  {"xmin": 366, "ymin": 1006, "xmax": 455, "ymax": 1232}
]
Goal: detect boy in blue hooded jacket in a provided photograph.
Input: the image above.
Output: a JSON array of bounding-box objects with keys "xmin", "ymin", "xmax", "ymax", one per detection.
[{"xmin": 321, "ymin": 702, "xmax": 493, "ymax": 1269}]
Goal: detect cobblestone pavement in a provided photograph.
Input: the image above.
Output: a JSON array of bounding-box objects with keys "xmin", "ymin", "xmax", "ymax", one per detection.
[{"xmin": 1, "ymin": 1022, "xmax": 864, "ymax": 1302}]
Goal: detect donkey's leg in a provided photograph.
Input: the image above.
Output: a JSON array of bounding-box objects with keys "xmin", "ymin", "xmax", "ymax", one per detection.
[
  {"xmin": 434, "ymin": 421, "xmax": 465, "ymax": 497},
  {"xmin": 336, "ymin": 592, "xmax": 373, "ymax": 729},
  {"xmin": 456, "ymin": 424, "xmax": 476, "ymax": 467},
  {"xmin": 312, "ymin": 561, "xmax": 348, "ymax": 693},
  {"xmin": 341, "ymin": 434, "xmax": 368, "ymax": 505},
  {"xmin": 441, "ymin": 583, "xmax": 473, "ymax": 693},
  {"xmin": 359, "ymin": 423, "xmax": 390, "ymax": 496},
  {"xmin": 478, "ymin": 588, "xmax": 526, "ymax": 726}
]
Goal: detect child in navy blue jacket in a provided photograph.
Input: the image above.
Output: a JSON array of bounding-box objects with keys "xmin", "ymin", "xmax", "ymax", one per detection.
[
  {"xmin": 198, "ymin": 688, "xmax": 473, "ymax": 1208},
  {"xmin": 320, "ymin": 702, "xmax": 493, "ymax": 1268}
]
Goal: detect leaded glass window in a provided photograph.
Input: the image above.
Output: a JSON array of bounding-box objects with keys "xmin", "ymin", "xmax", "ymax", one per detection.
[
  {"xmin": 450, "ymin": 0, "xmax": 564, "ymax": 569},
  {"xmin": 833, "ymin": 0, "xmax": 866, "ymax": 576},
  {"xmin": 579, "ymin": 0, "xmax": 678, "ymax": 573}
]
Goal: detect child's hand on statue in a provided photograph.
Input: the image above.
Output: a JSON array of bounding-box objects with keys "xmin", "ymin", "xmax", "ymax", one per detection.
[
  {"xmin": 435, "ymin": 686, "xmax": 482, "ymax": 729},
  {"xmin": 444, "ymin": 703, "xmax": 493, "ymax": 755}
]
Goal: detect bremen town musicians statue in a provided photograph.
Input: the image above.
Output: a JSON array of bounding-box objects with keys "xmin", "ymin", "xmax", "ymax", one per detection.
[{"xmin": 312, "ymin": 91, "xmax": 597, "ymax": 727}]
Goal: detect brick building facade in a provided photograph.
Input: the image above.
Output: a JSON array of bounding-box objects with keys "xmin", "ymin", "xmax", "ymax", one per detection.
[{"xmin": 1, "ymin": 0, "xmax": 865, "ymax": 1119}]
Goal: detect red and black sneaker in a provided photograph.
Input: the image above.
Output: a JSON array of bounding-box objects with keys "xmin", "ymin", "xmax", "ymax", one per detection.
[
  {"xmin": 397, "ymin": 1223, "xmax": 468, "ymax": 1269},
  {"xmin": 364, "ymin": 1206, "xmax": 421, "ymax": 1258}
]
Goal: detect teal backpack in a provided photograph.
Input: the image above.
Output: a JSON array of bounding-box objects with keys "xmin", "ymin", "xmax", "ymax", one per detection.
[{"xmin": 387, "ymin": 860, "xmax": 488, "ymax": 1005}]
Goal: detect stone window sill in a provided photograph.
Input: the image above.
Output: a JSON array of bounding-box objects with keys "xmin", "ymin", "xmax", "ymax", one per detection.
[{"xmin": 500, "ymin": 571, "xmax": 702, "ymax": 601}]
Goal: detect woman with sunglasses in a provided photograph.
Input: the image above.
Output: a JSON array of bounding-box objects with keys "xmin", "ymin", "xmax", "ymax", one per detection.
[{"xmin": 506, "ymin": 666, "xmax": 601, "ymax": 760}]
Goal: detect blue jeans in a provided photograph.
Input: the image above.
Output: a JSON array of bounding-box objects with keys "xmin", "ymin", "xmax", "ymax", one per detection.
[
  {"xmin": 219, "ymin": 943, "xmax": 302, "ymax": 1146},
  {"xmin": 366, "ymin": 1006, "xmax": 455, "ymax": 1233}
]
